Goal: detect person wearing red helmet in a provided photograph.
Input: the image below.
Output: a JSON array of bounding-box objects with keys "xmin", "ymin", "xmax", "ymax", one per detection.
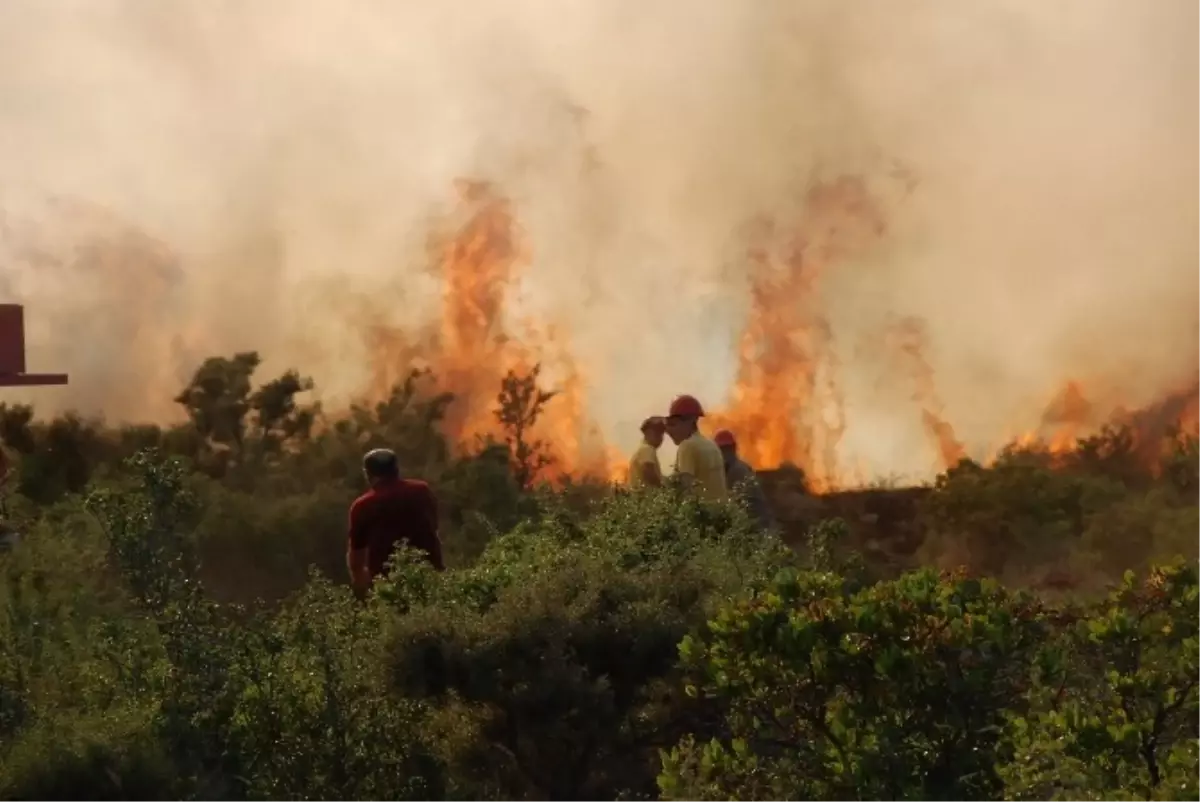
[
  {"xmin": 713, "ymin": 429, "xmax": 772, "ymax": 531},
  {"xmin": 628, "ymin": 416, "xmax": 666, "ymax": 489},
  {"xmin": 664, "ymin": 394, "xmax": 728, "ymax": 501}
]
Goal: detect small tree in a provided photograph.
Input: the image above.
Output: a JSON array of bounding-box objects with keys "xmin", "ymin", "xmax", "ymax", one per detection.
[
  {"xmin": 0, "ymin": 404, "xmax": 111, "ymax": 504},
  {"xmin": 249, "ymin": 369, "xmax": 318, "ymax": 457},
  {"xmin": 495, "ymin": 365, "xmax": 557, "ymax": 490},
  {"xmin": 0, "ymin": 404, "xmax": 35, "ymax": 455},
  {"xmin": 174, "ymin": 352, "xmax": 261, "ymax": 452}
]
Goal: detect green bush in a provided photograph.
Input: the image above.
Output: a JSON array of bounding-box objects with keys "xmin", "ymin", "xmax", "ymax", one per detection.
[
  {"xmin": 1002, "ymin": 561, "xmax": 1199, "ymax": 800},
  {"xmin": 918, "ymin": 455, "xmax": 1123, "ymax": 579},
  {"xmin": 1, "ymin": 450, "xmax": 445, "ymax": 800},
  {"xmin": 376, "ymin": 486, "xmax": 791, "ymax": 799},
  {"xmin": 0, "ymin": 350, "xmax": 1196, "ymax": 800},
  {"xmin": 917, "ymin": 438, "xmax": 1199, "ymax": 586},
  {"xmin": 659, "ymin": 565, "xmax": 1050, "ymax": 800},
  {"xmin": 225, "ymin": 577, "xmax": 443, "ymax": 801},
  {"xmin": 0, "ymin": 492, "xmax": 170, "ymax": 799}
]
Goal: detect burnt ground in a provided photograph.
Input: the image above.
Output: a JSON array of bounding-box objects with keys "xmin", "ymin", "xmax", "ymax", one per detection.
[
  {"xmin": 757, "ymin": 468, "xmax": 931, "ymax": 575},
  {"xmin": 757, "ymin": 471, "xmax": 1095, "ymax": 592}
]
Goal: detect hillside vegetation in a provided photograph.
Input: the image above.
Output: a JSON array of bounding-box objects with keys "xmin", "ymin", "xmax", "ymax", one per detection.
[{"xmin": 0, "ymin": 353, "xmax": 1197, "ymax": 800}]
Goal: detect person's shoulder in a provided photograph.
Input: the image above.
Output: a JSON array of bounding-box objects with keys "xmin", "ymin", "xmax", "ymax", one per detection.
[
  {"xmin": 728, "ymin": 460, "xmax": 755, "ymax": 483},
  {"xmin": 350, "ymin": 488, "xmax": 378, "ymax": 511},
  {"xmin": 400, "ymin": 478, "xmax": 436, "ymax": 497}
]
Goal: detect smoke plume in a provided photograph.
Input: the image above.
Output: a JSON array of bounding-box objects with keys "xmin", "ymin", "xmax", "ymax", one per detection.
[{"xmin": 1, "ymin": 0, "xmax": 1196, "ymax": 485}]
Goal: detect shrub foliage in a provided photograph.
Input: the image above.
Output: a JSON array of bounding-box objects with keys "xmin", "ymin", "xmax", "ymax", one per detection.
[{"xmin": 0, "ymin": 353, "xmax": 1196, "ymax": 799}]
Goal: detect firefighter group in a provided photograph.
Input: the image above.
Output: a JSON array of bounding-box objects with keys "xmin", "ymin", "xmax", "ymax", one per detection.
[{"xmin": 345, "ymin": 394, "xmax": 772, "ymax": 595}]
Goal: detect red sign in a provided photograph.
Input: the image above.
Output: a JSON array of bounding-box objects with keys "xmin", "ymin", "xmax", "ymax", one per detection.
[
  {"xmin": 0, "ymin": 304, "xmax": 68, "ymax": 387},
  {"xmin": 0, "ymin": 305, "xmax": 25, "ymax": 375}
]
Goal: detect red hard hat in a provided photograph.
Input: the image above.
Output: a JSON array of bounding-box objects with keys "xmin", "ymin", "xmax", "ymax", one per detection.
[
  {"xmin": 668, "ymin": 394, "xmax": 705, "ymax": 418},
  {"xmin": 713, "ymin": 429, "xmax": 736, "ymax": 448}
]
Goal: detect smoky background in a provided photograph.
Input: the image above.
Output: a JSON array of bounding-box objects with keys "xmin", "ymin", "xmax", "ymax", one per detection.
[{"xmin": 0, "ymin": 0, "xmax": 1195, "ymax": 484}]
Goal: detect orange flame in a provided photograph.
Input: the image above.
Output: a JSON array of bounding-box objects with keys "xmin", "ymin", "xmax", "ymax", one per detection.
[
  {"xmin": 10, "ymin": 177, "xmax": 1194, "ymax": 491},
  {"xmin": 358, "ymin": 175, "xmax": 1196, "ymax": 490},
  {"xmin": 1039, "ymin": 380, "xmax": 1094, "ymax": 453},
  {"xmin": 988, "ymin": 377, "xmax": 1199, "ymax": 472},
  {"xmin": 709, "ymin": 176, "xmax": 887, "ymax": 490},
  {"xmin": 884, "ymin": 315, "xmax": 967, "ymax": 469},
  {"xmin": 362, "ymin": 179, "xmax": 622, "ymax": 483}
]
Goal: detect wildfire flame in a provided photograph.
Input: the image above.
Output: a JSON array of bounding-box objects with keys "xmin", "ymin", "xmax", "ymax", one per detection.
[
  {"xmin": 363, "ymin": 180, "xmax": 622, "ymax": 483},
  {"xmin": 885, "ymin": 316, "xmax": 968, "ymax": 470},
  {"xmin": 7, "ymin": 176, "xmax": 1192, "ymax": 491},
  {"xmin": 366, "ymin": 176, "xmax": 1196, "ymax": 489},
  {"xmin": 707, "ymin": 176, "xmax": 888, "ymax": 491}
]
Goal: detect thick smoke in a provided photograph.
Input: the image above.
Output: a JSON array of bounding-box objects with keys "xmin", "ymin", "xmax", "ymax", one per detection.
[{"xmin": 0, "ymin": 0, "xmax": 1195, "ymax": 482}]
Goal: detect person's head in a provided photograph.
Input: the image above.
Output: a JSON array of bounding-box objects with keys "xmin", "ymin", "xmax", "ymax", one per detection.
[
  {"xmin": 362, "ymin": 447, "xmax": 400, "ymax": 487},
  {"xmin": 713, "ymin": 429, "xmax": 738, "ymax": 468},
  {"xmin": 665, "ymin": 394, "xmax": 704, "ymax": 445},
  {"xmin": 640, "ymin": 416, "xmax": 666, "ymax": 448}
]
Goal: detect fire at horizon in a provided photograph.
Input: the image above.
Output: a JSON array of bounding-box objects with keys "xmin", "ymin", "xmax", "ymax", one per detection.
[
  {"xmin": 2, "ymin": 175, "xmax": 1195, "ymax": 491},
  {"xmin": 357, "ymin": 176, "xmax": 1200, "ymax": 489}
]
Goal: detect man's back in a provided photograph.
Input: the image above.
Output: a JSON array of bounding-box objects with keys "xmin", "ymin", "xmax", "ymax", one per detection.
[
  {"xmin": 675, "ymin": 433, "xmax": 729, "ymax": 501},
  {"xmin": 628, "ymin": 442, "xmax": 662, "ymax": 489},
  {"xmin": 726, "ymin": 458, "xmax": 772, "ymax": 529},
  {"xmin": 726, "ymin": 458, "xmax": 753, "ymax": 487},
  {"xmin": 349, "ymin": 478, "xmax": 443, "ymax": 578}
]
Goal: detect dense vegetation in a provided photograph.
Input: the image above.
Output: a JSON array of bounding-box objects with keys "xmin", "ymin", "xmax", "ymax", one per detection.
[{"xmin": 0, "ymin": 352, "xmax": 1196, "ymax": 800}]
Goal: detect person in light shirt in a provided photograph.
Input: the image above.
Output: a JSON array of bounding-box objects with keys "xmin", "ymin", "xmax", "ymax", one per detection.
[
  {"xmin": 663, "ymin": 394, "xmax": 728, "ymax": 502},
  {"xmin": 627, "ymin": 416, "xmax": 666, "ymax": 489}
]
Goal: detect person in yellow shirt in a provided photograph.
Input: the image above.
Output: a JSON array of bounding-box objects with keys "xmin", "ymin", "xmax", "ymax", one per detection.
[
  {"xmin": 627, "ymin": 416, "xmax": 666, "ymax": 489},
  {"xmin": 664, "ymin": 394, "xmax": 728, "ymax": 502}
]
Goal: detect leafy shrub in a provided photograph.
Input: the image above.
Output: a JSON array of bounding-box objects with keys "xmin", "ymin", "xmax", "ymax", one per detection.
[
  {"xmin": 0, "ymin": 706, "xmax": 175, "ymax": 801},
  {"xmin": 1, "ymin": 450, "xmax": 446, "ymax": 800},
  {"xmin": 0, "ymin": 493, "xmax": 169, "ymax": 799},
  {"xmin": 225, "ymin": 577, "xmax": 443, "ymax": 801},
  {"xmin": 1002, "ymin": 561, "xmax": 1199, "ymax": 800},
  {"xmin": 918, "ymin": 456, "xmax": 1122, "ymax": 579},
  {"xmin": 0, "ymin": 351, "xmax": 1196, "ymax": 801},
  {"xmin": 377, "ymin": 486, "xmax": 792, "ymax": 800},
  {"xmin": 659, "ymin": 564, "xmax": 1050, "ymax": 800}
]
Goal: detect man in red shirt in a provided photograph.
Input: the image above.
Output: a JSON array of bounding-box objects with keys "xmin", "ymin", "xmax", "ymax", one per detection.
[{"xmin": 347, "ymin": 448, "xmax": 445, "ymax": 595}]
